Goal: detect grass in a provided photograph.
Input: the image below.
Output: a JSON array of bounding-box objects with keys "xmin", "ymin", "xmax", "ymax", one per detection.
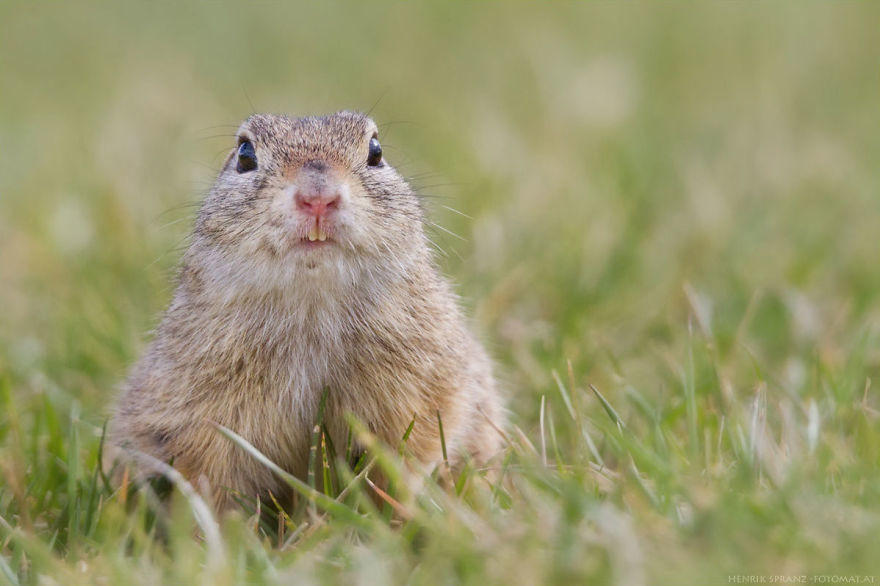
[{"xmin": 2, "ymin": 2, "xmax": 880, "ymax": 584}]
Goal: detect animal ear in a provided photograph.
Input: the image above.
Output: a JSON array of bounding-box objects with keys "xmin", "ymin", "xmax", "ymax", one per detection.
[{"xmin": 221, "ymin": 148, "xmax": 237, "ymax": 171}]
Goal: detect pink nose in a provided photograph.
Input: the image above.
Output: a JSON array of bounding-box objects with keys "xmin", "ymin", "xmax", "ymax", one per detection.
[{"xmin": 295, "ymin": 189, "xmax": 340, "ymax": 218}]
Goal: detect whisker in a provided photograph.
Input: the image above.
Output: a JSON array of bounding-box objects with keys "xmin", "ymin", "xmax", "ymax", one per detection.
[
  {"xmin": 155, "ymin": 216, "xmax": 194, "ymax": 231},
  {"xmin": 155, "ymin": 201, "xmax": 203, "ymax": 220},
  {"xmin": 377, "ymin": 120, "xmax": 417, "ymax": 130},
  {"xmin": 424, "ymin": 234, "xmax": 449, "ymax": 258},
  {"xmin": 413, "ymin": 182, "xmax": 468, "ymax": 191},
  {"xmin": 428, "ymin": 221, "xmax": 466, "ymax": 242},
  {"xmin": 417, "ymin": 193, "xmax": 457, "ymax": 201},
  {"xmin": 195, "ymin": 134, "xmax": 239, "ymax": 142},
  {"xmin": 437, "ymin": 204, "xmax": 472, "ymax": 219},
  {"xmin": 194, "ymin": 124, "xmax": 241, "ymax": 132},
  {"xmin": 146, "ymin": 233, "xmax": 192, "ymax": 269}
]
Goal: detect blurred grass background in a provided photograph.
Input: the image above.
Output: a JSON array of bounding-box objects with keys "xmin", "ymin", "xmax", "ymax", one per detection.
[{"xmin": 1, "ymin": 2, "xmax": 880, "ymax": 584}]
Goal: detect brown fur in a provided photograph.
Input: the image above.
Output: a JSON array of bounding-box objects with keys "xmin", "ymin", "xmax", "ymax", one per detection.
[{"xmin": 107, "ymin": 111, "xmax": 504, "ymax": 510}]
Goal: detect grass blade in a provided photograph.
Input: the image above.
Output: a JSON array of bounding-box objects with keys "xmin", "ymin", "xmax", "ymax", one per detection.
[
  {"xmin": 437, "ymin": 410, "xmax": 449, "ymax": 469},
  {"xmin": 0, "ymin": 551, "xmax": 19, "ymax": 586},
  {"xmin": 552, "ymin": 370, "xmax": 577, "ymax": 421},
  {"xmin": 213, "ymin": 423, "xmax": 371, "ymax": 531},
  {"xmin": 589, "ymin": 384, "xmax": 625, "ymax": 431},
  {"xmin": 66, "ymin": 402, "xmax": 81, "ymax": 548},
  {"xmin": 539, "ymin": 395, "xmax": 547, "ymax": 467}
]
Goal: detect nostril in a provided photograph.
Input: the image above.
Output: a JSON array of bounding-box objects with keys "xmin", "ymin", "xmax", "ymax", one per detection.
[
  {"xmin": 294, "ymin": 193, "xmax": 311, "ymax": 212},
  {"xmin": 295, "ymin": 191, "xmax": 341, "ymax": 216}
]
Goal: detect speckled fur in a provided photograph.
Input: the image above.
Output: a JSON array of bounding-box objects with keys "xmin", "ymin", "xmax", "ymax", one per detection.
[{"xmin": 108, "ymin": 112, "xmax": 504, "ymax": 509}]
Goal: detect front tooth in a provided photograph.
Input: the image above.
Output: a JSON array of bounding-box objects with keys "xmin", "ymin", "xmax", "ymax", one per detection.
[
  {"xmin": 318, "ymin": 229, "xmax": 327, "ymax": 242},
  {"xmin": 308, "ymin": 224, "xmax": 319, "ymax": 241}
]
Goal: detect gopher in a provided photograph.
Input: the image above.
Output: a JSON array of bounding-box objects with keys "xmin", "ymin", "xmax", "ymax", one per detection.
[{"xmin": 108, "ymin": 111, "xmax": 504, "ymax": 510}]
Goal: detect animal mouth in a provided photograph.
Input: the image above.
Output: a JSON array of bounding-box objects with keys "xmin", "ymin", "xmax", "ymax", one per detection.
[
  {"xmin": 295, "ymin": 219, "xmax": 335, "ymax": 249},
  {"xmin": 307, "ymin": 222, "xmax": 329, "ymax": 242},
  {"xmin": 298, "ymin": 238, "xmax": 331, "ymax": 249}
]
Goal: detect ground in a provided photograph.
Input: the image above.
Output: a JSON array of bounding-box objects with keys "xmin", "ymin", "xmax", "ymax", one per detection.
[{"xmin": 1, "ymin": 3, "xmax": 879, "ymax": 585}]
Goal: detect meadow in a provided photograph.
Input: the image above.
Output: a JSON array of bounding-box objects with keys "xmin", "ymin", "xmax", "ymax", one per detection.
[{"xmin": 1, "ymin": 3, "xmax": 879, "ymax": 584}]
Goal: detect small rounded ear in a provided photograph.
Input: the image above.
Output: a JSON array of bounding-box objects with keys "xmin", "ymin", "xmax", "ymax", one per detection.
[
  {"xmin": 220, "ymin": 148, "xmax": 237, "ymax": 172},
  {"xmin": 364, "ymin": 118, "xmax": 379, "ymax": 139}
]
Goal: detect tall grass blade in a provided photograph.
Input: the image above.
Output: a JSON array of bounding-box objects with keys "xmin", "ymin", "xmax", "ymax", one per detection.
[
  {"xmin": 589, "ymin": 384, "xmax": 625, "ymax": 431},
  {"xmin": 552, "ymin": 370, "xmax": 577, "ymax": 421},
  {"xmin": 213, "ymin": 423, "xmax": 371, "ymax": 530},
  {"xmin": 437, "ymin": 410, "xmax": 449, "ymax": 469}
]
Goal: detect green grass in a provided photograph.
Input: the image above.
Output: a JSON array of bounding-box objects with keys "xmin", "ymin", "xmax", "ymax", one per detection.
[{"xmin": 2, "ymin": 3, "xmax": 880, "ymax": 584}]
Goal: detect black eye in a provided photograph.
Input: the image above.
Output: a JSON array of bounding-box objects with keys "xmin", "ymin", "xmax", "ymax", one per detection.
[
  {"xmin": 367, "ymin": 137, "xmax": 383, "ymax": 167},
  {"xmin": 236, "ymin": 140, "xmax": 258, "ymax": 173}
]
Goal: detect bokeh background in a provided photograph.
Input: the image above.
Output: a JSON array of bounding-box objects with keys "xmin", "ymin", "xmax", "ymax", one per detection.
[{"xmin": 2, "ymin": 3, "xmax": 879, "ymax": 584}]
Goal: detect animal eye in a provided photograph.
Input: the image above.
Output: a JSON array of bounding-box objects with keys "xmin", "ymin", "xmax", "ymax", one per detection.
[
  {"xmin": 236, "ymin": 140, "xmax": 258, "ymax": 173},
  {"xmin": 367, "ymin": 137, "xmax": 383, "ymax": 167}
]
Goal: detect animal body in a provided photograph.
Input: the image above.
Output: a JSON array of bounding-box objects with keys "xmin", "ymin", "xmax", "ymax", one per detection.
[{"xmin": 108, "ymin": 111, "xmax": 504, "ymax": 509}]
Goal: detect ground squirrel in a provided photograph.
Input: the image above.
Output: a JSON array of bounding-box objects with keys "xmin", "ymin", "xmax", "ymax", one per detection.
[{"xmin": 108, "ymin": 111, "xmax": 504, "ymax": 510}]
